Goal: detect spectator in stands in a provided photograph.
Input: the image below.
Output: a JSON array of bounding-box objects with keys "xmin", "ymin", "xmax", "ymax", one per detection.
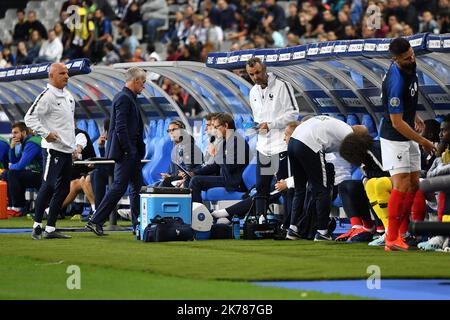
[
  {"xmin": 102, "ymin": 42, "xmax": 120, "ymax": 65},
  {"xmin": 438, "ymin": 0, "xmax": 450, "ymax": 33},
  {"xmin": 190, "ymin": 14, "xmax": 207, "ymax": 45},
  {"xmin": 216, "ymin": 0, "xmax": 237, "ymax": 31},
  {"xmin": 121, "ymin": 26, "xmax": 139, "ymax": 56},
  {"xmin": 64, "ymin": 6, "xmax": 95, "ymax": 59},
  {"xmin": 15, "ymin": 41, "xmax": 28, "ymax": 66},
  {"xmin": 92, "ymin": 8, "xmax": 113, "ymax": 63},
  {"xmin": 202, "ymin": 0, "xmax": 221, "ymax": 26},
  {"xmin": 188, "ymin": 113, "xmax": 251, "ymax": 203},
  {"xmin": 121, "ymin": 1, "xmax": 142, "ymax": 26},
  {"xmin": 399, "ymin": 0, "xmax": 419, "ymax": 32},
  {"xmin": 5, "ymin": 122, "xmax": 43, "ymax": 217},
  {"xmin": 13, "ymin": 9, "xmax": 28, "ymax": 43},
  {"xmin": 343, "ymin": 24, "xmax": 358, "ymax": 40},
  {"xmin": 2, "ymin": 47, "xmax": 15, "ymax": 66},
  {"xmin": 286, "ymin": 32, "xmax": 301, "ymax": 46},
  {"xmin": 35, "ymin": 29, "xmax": 64, "ymax": 63},
  {"xmin": 263, "ymin": 0, "xmax": 286, "ymax": 31},
  {"xmin": 130, "ymin": 47, "xmax": 144, "ymax": 62},
  {"xmin": 419, "ymin": 11, "xmax": 441, "ymax": 33},
  {"xmin": 322, "ymin": 10, "xmax": 342, "ymax": 34},
  {"xmin": 246, "ymin": 57, "xmax": 299, "ymax": 219},
  {"xmin": 304, "ymin": 4, "xmax": 324, "ymax": 38},
  {"xmin": 264, "ymin": 23, "xmax": 284, "ymax": 48},
  {"xmin": 60, "ymin": 0, "xmax": 81, "ymax": 17},
  {"xmin": 141, "ymin": 0, "xmax": 169, "ymax": 43},
  {"xmin": 25, "ymin": 11, "xmax": 48, "ymax": 40},
  {"xmin": 166, "ymin": 41, "xmax": 181, "ymax": 61},
  {"xmin": 186, "ymin": 34, "xmax": 202, "ymax": 58},
  {"xmin": 54, "ymin": 22, "xmax": 71, "ymax": 48},
  {"xmin": 165, "ymin": 10, "xmax": 185, "ymax": 43},
  {"xmin": 203, "ymin": 17, "xmax": 223, "ymax": 51},
  {"xmin": 94, "ymin": 0, "xmax": 117, "ymax": 20},
  {"xmin": 23, "ymin": 30, "xmax": 42, "ymax": 65},
  {"xmin": 158, "ymin": 120, "xmax": 203, "ymax": 188}
]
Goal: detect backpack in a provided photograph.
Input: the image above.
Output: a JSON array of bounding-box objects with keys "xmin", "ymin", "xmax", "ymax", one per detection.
[{"xmin": 143, "ymin": 216, "xmax": 193, "ymax": 242}]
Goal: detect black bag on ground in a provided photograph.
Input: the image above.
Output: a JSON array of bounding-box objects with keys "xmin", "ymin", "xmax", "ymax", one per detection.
[
  {"xmin": 242, "ymin": 196, "xmax": 280, "ymax": 240},
  {"xmin": 210, "ymin": 224, "xmax": 233, "ymax": 239},
  {"xmin": 143, "ymin": 216, "xmax": 193, "ymax": 242}
]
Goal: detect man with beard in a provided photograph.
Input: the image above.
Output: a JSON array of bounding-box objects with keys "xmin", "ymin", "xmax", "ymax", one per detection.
[{"xmin": 379, "ymin": 37, "xmax": 436, "ymax": 251}]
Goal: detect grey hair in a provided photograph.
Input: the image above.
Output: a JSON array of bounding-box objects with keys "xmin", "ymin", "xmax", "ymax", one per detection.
[{"xmin": 125, "ymin": 67, "xmax": 146, "ymax": 83}]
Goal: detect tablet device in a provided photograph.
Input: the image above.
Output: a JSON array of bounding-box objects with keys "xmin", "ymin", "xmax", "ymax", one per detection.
[{"xmin": 175, "ymin": 162, "xmax": 191, "ymax": 177}]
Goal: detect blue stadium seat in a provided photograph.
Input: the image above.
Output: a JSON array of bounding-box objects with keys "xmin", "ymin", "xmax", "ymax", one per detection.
[
  {"xmin": 145, "ymin": 119, "xmax": 164, "ymax": 160},
  {"xmin": 234, "ymin": 114, "xmax": 243, "ymax": 129},
  {"xmin": 144, "ymin": 120, "xmax": 157, "ymax": 160},
  {"xmin": 87, "ymin": 119, "xmax": 100, "ymax": 143},
  {"xmin": 351, "ymin": 168, "xmax": 364, "ymax": 181},
  {"xmin": 346, "ymin": 113, "xmax": 360, "ymax": 126},
  {"xmin": 335, "ymin": 113, "xmax": 346, "ymax": 123},
  {"xmin": 362, "ymin": 114, "xmax": 377, "ymax": 137},
  {"xmin": 77, "ymin": 119, "xmax": 88, "ymax": 132},
  {"xmin": 142, "ymin": 136, "xmax": 173, "ymax": 185},
  {"xmin": 436, "ymin": 115, "xmax": 445, "ymax": 123},
  {"xmin": 202, "ymin": 160, "xmax": 257, "ymax": 202}
]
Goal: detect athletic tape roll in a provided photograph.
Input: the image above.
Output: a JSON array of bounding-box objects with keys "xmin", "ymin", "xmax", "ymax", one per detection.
[{"xmin": 191, "ymin": 202, "xmax": 213, "ymax": 232}]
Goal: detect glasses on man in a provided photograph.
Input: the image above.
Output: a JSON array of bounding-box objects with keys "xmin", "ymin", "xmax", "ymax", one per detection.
[
  {"xmin": 213, "ymin": 124, "xmax": 224, "ymax": 130},
  {"xmin": 167, "ymin": 128, "xmax": 180, "ymax": 133}
]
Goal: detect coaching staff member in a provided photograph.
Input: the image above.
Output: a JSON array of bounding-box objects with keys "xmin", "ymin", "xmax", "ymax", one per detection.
[
  {"xmin": 86, "ymin": 67, "xmax": 146, "ymax": 236},
  {"xmin": 246, "ymin": 57, "xmax": 299, "ymax": 217},
  {"xmin": 25, "ymin": 63, "xmax": 76, "ymax": 240},
  {"xmin": 379, "ymin": 38, "xmax": 435, "ymax": 251}
]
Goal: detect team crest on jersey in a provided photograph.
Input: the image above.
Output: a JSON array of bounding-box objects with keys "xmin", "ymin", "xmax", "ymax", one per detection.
[
  {"xmin": 390, "ymin": 97, "xmax": 400, "ymax": 107},
  {"xmin": 269, "ymin": 93, "xmax": 274, "ymax": 100}
]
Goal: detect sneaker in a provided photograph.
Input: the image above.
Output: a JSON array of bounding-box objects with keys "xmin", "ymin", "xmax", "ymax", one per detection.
[
  {"xmin": 369, "ymin": 233, "xmax": 386, "ymax": 246},
  {"xmin": 71, "ymin": 214, "xmax": 81, "ymax": 221},
  {"xmin": 403, "ymin": 233, "xmax": 420, "ymax": 247},
  {"xmin": 117, "ymin": 208, "xmax": 131, "ymax": 221},
  {"xmin": 418, "ymin": 236, "xmax": 444, "ymax": 251},
  {"xmin": 385, "ymin": 237, "xmax": 414, "ymax": 251},
  {"xmin": 42, "ymin": 230, "xmax": 72, "ymax": 239},
  {"xmin": 286, "ymin": 228, "xmax": 301, "ymax": 240},
  {"xmin": 314, "ymin": 231, "xmax": 333, "ymax": 241},
  {"xmin": 7, "ymin": 209, "xmax": 23, "ymax": 217},
  {"xmin": 85, "ymin": 221, "xmax": 105, "ymax": 236},
  {"xmin": 216, "ymin": 217, "xmax": 231, "ymax": 225},
  {"xmin": 335, "ymin": 228, "xmax": 357, "ymax": 242},
  {"xmin": 31, "ymin": 225, "xmax": 42, "ymax": 240},
  {"xmin": 347, "ymin": 229, "xmax": 374, "ymax": 243}
]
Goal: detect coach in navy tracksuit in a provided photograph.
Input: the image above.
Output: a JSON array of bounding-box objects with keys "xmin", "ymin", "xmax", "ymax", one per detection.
[{"xmin": 86, "ymin": 67, "xmax": 146, "ymax": 236}]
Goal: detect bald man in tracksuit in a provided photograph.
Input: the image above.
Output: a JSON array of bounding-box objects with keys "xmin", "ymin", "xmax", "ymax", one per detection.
[{"xmin": 25, "ymin": 63, "xmax": 76, "ymax": 240}]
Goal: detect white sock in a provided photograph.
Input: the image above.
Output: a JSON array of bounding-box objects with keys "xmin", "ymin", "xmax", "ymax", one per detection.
[
  {"xmin": 45, "ymin": 226, "xmax": 56, "ymax": 233},
  {"xmin": 289, "ymin": 225, "xmax": 298, "ymax": 232},
  {"xmin": 216, "ymin": 217, "xmax": 231, "ymax": 225},
  {"xmin": 211, "ymin": 209, "xmax": 229, "ymax": 218},
  {"xmin": 33, "ymin": 222, "xmax": 43, "ymax": 229},
  {"xmin": 318, "ymin": 229, "xmax": 328, "ymax": 235},
  {"xmin": 91, "ymin": 204, "xmax": 95, "ymax": 211},
  {"xmin": 352, "ymin": 225, "xmax": 363, "ymax": 229},
  {"xmin": 364, "ymin": 226, "xmax": 375, "ymax": 233},
  {"xmin": 12, "ymin": 207, "xmax": 23, "ymax": 211}
]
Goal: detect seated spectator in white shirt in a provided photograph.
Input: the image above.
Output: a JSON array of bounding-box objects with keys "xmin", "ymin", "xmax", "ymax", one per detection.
[{"xmin": 35, "ymin": 29, "xmax": 63, "ymax": 63}]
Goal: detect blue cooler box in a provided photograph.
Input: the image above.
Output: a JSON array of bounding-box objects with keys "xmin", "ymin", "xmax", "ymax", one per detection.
[{"xmin": 139, "ymin": 187, "xmax": 192, "ymax": 240}]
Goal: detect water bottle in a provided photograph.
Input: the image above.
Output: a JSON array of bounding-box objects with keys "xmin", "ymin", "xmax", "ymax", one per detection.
[{"xmin": 232, "ymin": 215, "xmax": 240, "ymax": 240}]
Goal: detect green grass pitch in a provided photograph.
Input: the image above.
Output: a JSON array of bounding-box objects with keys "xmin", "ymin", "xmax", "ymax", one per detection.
[{"xmin": 1, "ymin": 217, "xmax": 450, "ymax": 299}]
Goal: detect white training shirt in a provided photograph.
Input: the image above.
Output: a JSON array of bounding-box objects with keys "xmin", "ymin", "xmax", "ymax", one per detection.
[
  {"xmin": 291, "ymin": 115, "xmax": 353, "ymax": 153},
  {"xmin": 249, "ymin": 72, "xmax": 299, "ymax": 156},
  {"xmin": 25, "ymin": 83, "xmax": 76, "ymax": 154}
]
